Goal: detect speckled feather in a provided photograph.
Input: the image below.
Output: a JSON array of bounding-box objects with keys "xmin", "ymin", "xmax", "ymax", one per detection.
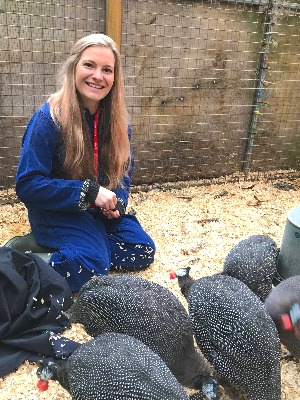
[
  {"xmin": 40, "ymin": 332, "xmax": 192, "ymax": 399},
  {"xmin": 222, "ymin": 234, "xmax": 279, "ymax": 301},
  {"xmin": 265, "ymin": 275, "xmax": 300, "ymax": 357},
  {"xmin": 66, "ymin": 275, "xmax": 219, "ymax": 395},
  {"xmin": 185, "ymin": 274, "xmax": 281, "ymax": 400}
]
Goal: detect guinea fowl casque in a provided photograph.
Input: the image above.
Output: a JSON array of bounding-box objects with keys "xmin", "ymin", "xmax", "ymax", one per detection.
[
  {"xmin": 64, "ymin": 274, "xmax": 222, "ymax": 400},
  {"xmin": 175, "ymin": 267, "xmax": 281, "ymax": 400},
  {"xmin": 222, "ymin": 234, "xmax": 280, "ymax": 301},
  {"xmin": 264, "ymin": 274, "xmax": 300, "ymax": 358},
  {"xmin": 37, "ymin": 332, "xmax": 208, "ymax": 400}
]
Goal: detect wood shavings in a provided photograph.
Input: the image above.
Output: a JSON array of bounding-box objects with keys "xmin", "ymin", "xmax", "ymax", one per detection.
[
  {"xmin": 273, "ymin": 182, "xmax": 297, "ymax": 191},
  {"xmin": 0, "ymin": 174, "xmax": 300, "ymax": 399},
  {"xmin": 196, "ymin": 218, "xmax": 220, "ymax": 224},
  {"xmin": 213, "ymin": 190, "xmax": 229, "ymax": 199},
  {"xmin": 247, "ymin": 194, "xmax": 264, "ymax": 207}
]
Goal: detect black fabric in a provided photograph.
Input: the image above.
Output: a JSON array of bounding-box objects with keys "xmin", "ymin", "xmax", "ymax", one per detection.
[
  {"xmin": 0, "ymin": 247, "xmax": 80, "ymax": 377},
  {"xmin": 113, "ymin": 198, "xmax": 126, "ymax": 217}
]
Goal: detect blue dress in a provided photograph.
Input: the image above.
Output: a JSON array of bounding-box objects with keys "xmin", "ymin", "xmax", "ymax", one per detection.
[{"xmin": 16, "ymin": 102, "xmax": 155, "ymax": 291}]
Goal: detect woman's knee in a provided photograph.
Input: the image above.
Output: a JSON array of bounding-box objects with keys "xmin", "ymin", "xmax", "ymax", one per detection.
[
  {"xmin": 111, "ymin": 242, "xmax": 155, "ymax": 272},
  {"xmin": 49, "ymin": 245, "xmax": 111, "ymax": 290}
]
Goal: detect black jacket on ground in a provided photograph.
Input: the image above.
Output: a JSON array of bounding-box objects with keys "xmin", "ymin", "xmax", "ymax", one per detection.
[{"xmin": 0, "ymin": 247, "xmax": 80, "ymax": 377}]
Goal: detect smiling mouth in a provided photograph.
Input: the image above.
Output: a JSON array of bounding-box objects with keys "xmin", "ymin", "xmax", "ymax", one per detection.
[{"xmin": 86, "ymin": 82, "xmax": 104, "ymax": 89}]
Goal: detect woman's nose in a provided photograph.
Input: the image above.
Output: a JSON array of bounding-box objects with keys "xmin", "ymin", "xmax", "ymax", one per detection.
[{"xmin": 93, "ymin": 68, "xmax": 103, "ymax": 80}]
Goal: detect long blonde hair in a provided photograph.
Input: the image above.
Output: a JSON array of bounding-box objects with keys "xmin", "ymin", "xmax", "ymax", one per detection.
[{"xmin": 49, "ymin": 33, "xmax": 130, "ymax": 189}]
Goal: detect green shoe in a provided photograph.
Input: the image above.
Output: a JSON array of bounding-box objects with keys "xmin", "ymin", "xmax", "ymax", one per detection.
[{"xmin": 4, "ymin": 233, "xmax": 54, "ymax": 263}]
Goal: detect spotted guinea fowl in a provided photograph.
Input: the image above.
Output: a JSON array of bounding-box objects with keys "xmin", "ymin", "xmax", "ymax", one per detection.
[
  {"xmin": 176, "ymin": 268, "xmax": 281, "ymax": 400},
  {"xmin": 222, "ymin": 234, "xmax": 279, "ymax": 301},
  {"xmin": 65, "ymin": 275, "xmax": 221, "ymax": 399},
  {"xmin": 264, "ymin": 275, "xmax": 300, "ymax": 358},
  {"xmin": 37, "ymin": 332, "xmax": 206, "ymax": 400}
]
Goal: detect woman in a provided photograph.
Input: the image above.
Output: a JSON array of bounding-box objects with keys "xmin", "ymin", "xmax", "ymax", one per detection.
[{"xmin": 16, "ymin": 34, "xmax": 155, "ymax": 291}]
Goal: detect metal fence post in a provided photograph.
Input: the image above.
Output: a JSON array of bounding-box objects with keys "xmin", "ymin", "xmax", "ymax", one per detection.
[{"xmin": 243, "ymin": 0, "xmax": 277, "ymax": 177}]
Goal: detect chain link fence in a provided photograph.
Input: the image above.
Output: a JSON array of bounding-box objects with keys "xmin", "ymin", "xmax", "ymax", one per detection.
[{"xmin": 1, "ymin": 0, "xmax": 300, "ymax": 195}]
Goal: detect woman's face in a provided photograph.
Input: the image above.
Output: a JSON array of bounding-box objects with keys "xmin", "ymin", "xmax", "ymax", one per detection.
[{"xmin": 75, "ymin": 46, "xmax": 115, "ymax": 114}]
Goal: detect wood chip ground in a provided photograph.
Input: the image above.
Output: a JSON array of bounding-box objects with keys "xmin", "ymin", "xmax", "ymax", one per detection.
[{"xmin": 1, "ymin": 174, "xmax": 300, "ymax": 399}]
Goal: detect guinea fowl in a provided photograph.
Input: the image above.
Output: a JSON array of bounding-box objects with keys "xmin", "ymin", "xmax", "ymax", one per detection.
[
  {"xmin": 65, "ymin": 274, "xmax": 222, "ymax": 399},
  {"xmin": 176, "ymin": 268, "xmax": 281, "ymax": 400},
  {"xmin": 264, "ymin": 274, "xmax": 300, "ymax": 358},
  {"xmin": 37, "ymin": 332, "xmax": 206, "ymax": 400},
  {"xmin": 222, "ymin": 234, "xmax": 279, "ymax": 301}
]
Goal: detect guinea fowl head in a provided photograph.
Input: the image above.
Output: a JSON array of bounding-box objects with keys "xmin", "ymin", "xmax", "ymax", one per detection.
[
  {"xmin": 176, "ymin": 267, "xmax": 195, "ymax": 299},
  {"xmin": 282, "ymin": 303, "xmax": 300, "ymax": 340},
  {"xmin": 202, "ymin": 376, "xmax": 223, "ymax": 400},
  {"xmin": 291, "ymin": 303, "xmax": 300, "ymax": 339},
  {"xmin": 189, "ymin": 376, "xmax": 223, "ymax": 399},
  {"xmin": 36, "ymin": 361, "xmax": 57, "ymax": 381},
  {"xmin": 36, "ymin": 360, "xmax": 70, "ymax": 392},
  {"xmin": 36, "ymin": 361, "xmax": 57, "ymax": 391}
]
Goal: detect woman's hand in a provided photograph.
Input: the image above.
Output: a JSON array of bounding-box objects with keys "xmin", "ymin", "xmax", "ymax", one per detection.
[
  {"xmin": 101, "ymin": 198, "xmax": 126, "ymax": 219},
  {"xmin": 100, "ymin": 208, "xmax": 121, "ymax": 219},
  {"xmin": 94, "ymin": 186, "xmax": 117, "ymax": 210}
]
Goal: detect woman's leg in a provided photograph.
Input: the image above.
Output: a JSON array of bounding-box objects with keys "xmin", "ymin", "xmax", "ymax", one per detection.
[
  {"xmin": 29, "ymin": 209, "xmax": 111, "ymax": 291},
  {"xmin": 103, "ymin": 214, "xmax": 156, "ymax": 272}
]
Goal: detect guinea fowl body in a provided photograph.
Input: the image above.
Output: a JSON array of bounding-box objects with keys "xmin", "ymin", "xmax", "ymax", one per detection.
[
  {"xmin": 264, "ymin": 275, "xmax": 300, "ymax": 357},
  {"xmin": 178, "ymin": 271, "xmax": 281, "ymax": 400},
  {"xmin": 222, "ymin": 234, "xmax": 279, "ymax": 301},
  {"xmin": 37, "ymin": 332, "xmax": 193, "ymax": 400},
  {"xmin": 66, "ymin": 275, "xmax": 220, "ymax": 398}
]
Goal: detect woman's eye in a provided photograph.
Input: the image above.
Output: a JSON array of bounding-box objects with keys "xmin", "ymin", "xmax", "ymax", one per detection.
[
  {"xmin": 103, "ymin": 67, "xmax": 113, "ymax": 74},
  {"xmin": 84, "ymin": 62, "xmax": 94, "ymax": 68}
]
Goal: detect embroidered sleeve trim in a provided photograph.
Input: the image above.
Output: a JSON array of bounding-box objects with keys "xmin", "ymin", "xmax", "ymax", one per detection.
[{"xmin": 79, "ymin": 179, "xmax": 90, "ymax": 211}]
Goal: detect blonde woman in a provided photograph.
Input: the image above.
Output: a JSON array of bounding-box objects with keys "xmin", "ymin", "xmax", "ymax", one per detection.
[{"xmin": 16, "ymin": 34, "xmax": 155, "ymax": 291}]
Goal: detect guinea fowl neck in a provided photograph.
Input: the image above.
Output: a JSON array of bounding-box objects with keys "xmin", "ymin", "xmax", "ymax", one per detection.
[{"xmin": 178, "ymin": 275, "xmax": 195, "ymax": 299}]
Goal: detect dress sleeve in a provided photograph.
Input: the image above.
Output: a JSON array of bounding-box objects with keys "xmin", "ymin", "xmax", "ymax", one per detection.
[{"xmin": 16, "ymin": 107, "xmax": 89, "ymax": 212}]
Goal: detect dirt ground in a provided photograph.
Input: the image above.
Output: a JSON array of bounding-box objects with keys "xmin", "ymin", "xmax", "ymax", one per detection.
[{"xmin": 0, "ymin": 172, "xmax": 300, "ymax": 399}]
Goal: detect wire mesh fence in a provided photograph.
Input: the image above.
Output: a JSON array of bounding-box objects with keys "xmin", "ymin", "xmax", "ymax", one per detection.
[
  {"xmin": 1, "ymin": 0, "xmax": 300, "ymax": 195},
  {"xmin": 122, "ymin": 0, "xmax": 300, "ymax": 184},
  {"xmin": 0, "ymin": 0, "xmax": 106, "ymax": 192}
]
